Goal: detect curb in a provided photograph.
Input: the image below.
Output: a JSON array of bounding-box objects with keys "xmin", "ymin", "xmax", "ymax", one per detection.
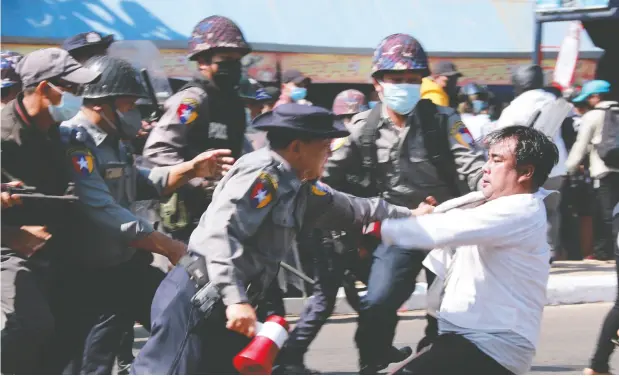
[{"xmin": 283, "ymin": 274, "xmax": 617, "ymax": 316}]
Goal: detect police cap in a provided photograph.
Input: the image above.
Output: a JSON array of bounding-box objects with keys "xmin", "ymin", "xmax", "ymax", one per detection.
[{"xmin": 252, "ymin": 104, "xmax": 349, "ymax": 138}]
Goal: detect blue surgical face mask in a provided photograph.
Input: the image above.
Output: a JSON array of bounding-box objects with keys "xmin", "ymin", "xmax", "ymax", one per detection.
[
  {"xmin": 380, "ymin": 82, "xmax": 421, "ymax": 115},
  {"xmin": 472, "ymin": 100, "xmax": 489, "ymax": 115},
  {"xmin": 116, "ymin": 108, "xmax": 143, "ymax": 139},
  {"xmin": 289, "ymin": 87, "xmax": 307, "ymax": 102},
  {"xmin": 47, "ymin": 82, "xmax": 84, "ymax": 122},
  {"xmin": 368, "ymin": 100, "xmax": 379, "ymax": 109}
]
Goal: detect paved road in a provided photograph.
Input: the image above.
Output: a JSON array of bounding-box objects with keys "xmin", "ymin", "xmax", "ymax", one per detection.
[{"xmin": 134, "ymin": 303, "xmax": 619, "ymax": 374}]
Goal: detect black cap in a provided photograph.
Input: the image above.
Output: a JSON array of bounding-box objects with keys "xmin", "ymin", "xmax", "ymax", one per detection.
[
  {"xmin": 282, "ymin": 69, "xmax": 311, "ymax": 85},
  {"xmin": 62, "ymin": 32, "xmax": 115, "ymax": 52},
  {"xmin": 252, "ymin": 104, "xmax": 349, "ymax": 138},
  {"xmin": 434, "ymin": 61, "xmax": 463, "ymax": 77}
]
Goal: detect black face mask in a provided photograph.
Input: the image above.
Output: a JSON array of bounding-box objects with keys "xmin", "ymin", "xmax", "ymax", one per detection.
[{"xmin": 213, "ymin": 60, "xmax": 242, "ymax": 90}]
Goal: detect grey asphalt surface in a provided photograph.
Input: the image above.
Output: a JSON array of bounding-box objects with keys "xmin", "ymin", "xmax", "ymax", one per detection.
[{"xmin": 134, "ymin": 303, "xmax": 619, "ymax": 374}]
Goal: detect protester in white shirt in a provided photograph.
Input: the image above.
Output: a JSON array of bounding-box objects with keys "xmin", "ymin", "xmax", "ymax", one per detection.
[
  {"xmin": 495, "ymin": 65, "xmax": 568, "ymax": 259},
  {"xmin": 382, "ymin": 125, "xmax": 560, "ymax": 375}
]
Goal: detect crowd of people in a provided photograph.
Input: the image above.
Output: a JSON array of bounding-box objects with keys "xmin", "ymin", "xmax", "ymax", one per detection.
[{"xmin": 1, "ymin": 13, "xmax": 618, "ymax": 376}]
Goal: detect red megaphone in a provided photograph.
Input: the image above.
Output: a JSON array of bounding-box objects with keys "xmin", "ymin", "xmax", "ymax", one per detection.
[{"xmin": 233, "ymin": 315, "xmax": 290, "ymax": 375}]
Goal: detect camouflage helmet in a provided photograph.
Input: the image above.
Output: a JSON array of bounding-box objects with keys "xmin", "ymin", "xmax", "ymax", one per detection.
[
  {"xmin": 332, "ymin": 89, "xmax": 368, "ymax": 116},
  {"xmin": 188, "ymin": 15, "xmax": 251, "ymax": 61},
  {"xmin": 371, "ymin": 34, "xmax": 429, "ymax": 77},
  {"xmin": 1, "ymin": 51, "xmax": 23, "ymax": 89}
]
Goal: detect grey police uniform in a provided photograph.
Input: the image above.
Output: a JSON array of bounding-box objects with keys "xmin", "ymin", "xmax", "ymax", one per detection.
[
  {"xmin": 58, "ymin": 115, "xmax": 169, "ymax": 374},
  {"xmin": 131, "ymin": 104, "xmax": 412, "ymax": 375},
  {"xmin": 324, "ymin": 103, "xmax": 484, "ymax": 207}
]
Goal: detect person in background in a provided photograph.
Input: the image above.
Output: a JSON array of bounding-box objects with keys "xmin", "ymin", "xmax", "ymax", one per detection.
[
  {"xmin": 1, "ymin": 51, "xmax": 23, "ymax": 109},
  {"xmin": 256, "ymin": 85, "xmax": 281, "ymax": 113},
  {"xmin": 275, "ymin": 69, "xmax": 312, "ymax": 107},
  {"xmin": 566, "ymin": 80, "xmax": 618, "ymax": 260},
  {"xmin": 61, "ymin": 31, "xmax": 114, "ymax": 64},
  {"xmin": 368, "ymin": 90, "xmax": 380, "ymax": 109},
  {"xmin": 459, "ymin": 83, "xmax": 494, "ymax": 141},
  {"xmin": 421, "ymin": 61, "xmax": 463, "ymax": 107},
  {"xmin": 1, "ymin": 47, "xmax": 100, "ymax": 375},
  {"xmin": 576, "ymin": 80, "xmax": 619, "ymax": 374},
  {"xmin": 496, "ymin": 64, "xmax": 569, "ymax": 262}
]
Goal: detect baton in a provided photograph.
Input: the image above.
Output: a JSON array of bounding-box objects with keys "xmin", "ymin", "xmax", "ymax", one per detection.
[{"xmin": 280, "ymin": 261, "xmax": 315, "ymax": 285}]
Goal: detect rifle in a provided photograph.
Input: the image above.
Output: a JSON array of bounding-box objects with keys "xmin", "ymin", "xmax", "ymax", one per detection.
[
  {"xmin": 140, "ymin": 69, "xmax": 164, "ymax": 122},
  {"xmin": 1, "ymin": 184, "xmax": 78, "ymax": 202}
]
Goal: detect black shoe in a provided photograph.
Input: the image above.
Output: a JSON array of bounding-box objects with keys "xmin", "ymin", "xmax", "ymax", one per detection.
[
  {"xmin": 359, "ymin": 346, "xmax": 413, "ymax": 374},
  {"xmin": 272, "ymin": 363, "xmax": 321, "ymax": 375}
]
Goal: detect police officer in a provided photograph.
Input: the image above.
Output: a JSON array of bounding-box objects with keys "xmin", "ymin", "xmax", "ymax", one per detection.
[
  {"xmin": 322, "ymin": 34, "xmax": 486, "ymax": 373},
  {"xmin": 275, "ymin": 89, "xmax": 369, "ymax": 375},
  {"xmin": 56, "ymin": 55, "xmax": 235, "ymax": 374},
  {"xmin": 1, "ymin": 51, "xmax": 23, "ymax": 109},
  {"xmin": 61, "ymin": 31, "xmax": 114, "ymax": 63},
  {"xmin": 141, "ymin": 15, "xmax": 250, "ymax": 242},
  {"xmin": 1, "ymin": 48, "xmax": 100, "ymax": 374},
  {"xmin": 131, "ymin": 103, "xmax": 424, "ymax": 375}
]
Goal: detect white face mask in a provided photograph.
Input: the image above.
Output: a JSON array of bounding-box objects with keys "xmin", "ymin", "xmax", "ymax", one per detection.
[{"xmin": 47, "ymin": 82, "xmax": 84, "ymax": 122}]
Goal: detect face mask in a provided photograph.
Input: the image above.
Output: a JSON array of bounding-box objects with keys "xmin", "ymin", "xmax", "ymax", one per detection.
[
  {"xmin": 471, "ymin": 100, "xmax": 489, "ymax": 115},
  {"xmin": 289, "ymin": 87, "xmax": 307, "ymax": 102},
  {"xmin": 116, "ymin": 108, "xmax": 143, "ymax": 139},
  {"xmin": 380, "ymin": 82, "xmax": 421, "ymax": 115},
  {"xmin": 47, "ymin": 83, "xmax": 84, "ymax": 122},
  {"xmin": 213, "ymin": 60, "xmax": 242, "ymax": 90},
  {"xmin": 368, "ymin": 101, "xmax": 379, "ymax": 109}
]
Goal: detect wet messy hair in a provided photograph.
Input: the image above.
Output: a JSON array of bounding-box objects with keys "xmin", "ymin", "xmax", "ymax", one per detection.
[{"xmin": 484, "ymin": 125, "xmax": 559, "ymax": 189}]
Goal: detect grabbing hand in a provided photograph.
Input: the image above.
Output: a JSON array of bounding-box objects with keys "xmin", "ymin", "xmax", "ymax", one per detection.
[
  {"xmin": 226, "ymin": 303, "xmax": 257, "ymax": 338},
  {"xmin": 192, "ymin": 149, "xmax": 235, "ymax": 179},
  {"xmin": 411, "ymin": 196, "xmax": 436, "ymax": 216},
  {"xmin": 1, "ymin": 181, "xmax": 24, "ymax": 209}
]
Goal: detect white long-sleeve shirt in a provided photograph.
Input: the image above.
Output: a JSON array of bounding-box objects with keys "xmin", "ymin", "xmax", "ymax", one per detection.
[{"xmin": 381, "ymin": 190, "xmax": 552, "ymax": 371}]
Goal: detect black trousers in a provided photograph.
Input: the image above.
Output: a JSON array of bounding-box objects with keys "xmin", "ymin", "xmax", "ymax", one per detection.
[
  {"xmin": 395, "ymin": 333, "xmax": 513, "ymax": 375},
  {"xmin": 50, "ymin": 252, "xmax": 165, "ymax": 374},
  {"xmin": 589, "ymin": 225, "xmax": 619, "ymax": 373},
  {"xmin": 593, "ymin": 172, "xmax": 619, "ymax": 260}
]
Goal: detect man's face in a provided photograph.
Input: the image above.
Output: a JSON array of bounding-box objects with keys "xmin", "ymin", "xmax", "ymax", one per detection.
[
  {"xmin": 372, "ymin": 71, "xmax": 423, "ymax": 96},
  {"xmin": 283, "ymin": 80, "xmax": 309, "ymax": 97},
  {"xmin": 292, "ymin": 138, "xmax": 332, "ymax": 180},
  {"xmin": 435, "ymin": 75, "xmax": 459, "ymax": 93},
  {"xmin": 481, "ymin": 138, "xmax": 532, "ymax": 200}
]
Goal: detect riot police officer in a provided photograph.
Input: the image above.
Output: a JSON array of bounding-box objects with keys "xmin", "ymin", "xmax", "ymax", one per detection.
[
  {"xmin": 1, "ymin": 47, "xmax": 100, "ymax": 374},
  {"xmin": 275, "ymin": 89, "xmax": 368, "ymax": 375},
  {"xmin": 1, "ymin": 51, "xmax": 23, "ymax": 109},
  {"xmin": 131, "ymin": 103, "xmax": 422, "ymax": 375},
  {"xmin": 141, "ymin": 15, "xmax": 250, "ymax": 242},
  {"xmin": 56, "ymin": 55, "xmax": 234, "ymax": 374},
  {"xmin": 322, "ymin": 33, "xmax": 486, "ymax": 373}
]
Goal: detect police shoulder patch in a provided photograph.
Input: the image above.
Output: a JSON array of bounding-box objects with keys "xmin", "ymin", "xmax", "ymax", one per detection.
[
  {"xmin": 249, "ymin": 171, "xmax": 278, "ymax": 209},
  {"xmin": 177, "ymin": 97, "xmax": 199, "ymax": 125},
  {"xmin": 68, "ymin": 148, "xmax": 95, "ymax": 177},
  {"xmin": 311, "ymin": 180, "xmax": 331, "ymax": 197},
  {"xmin": 450, "ymin": 120, "xmax": 475, "ymax": 149},
  {"xmin": 330, "ymin": 137, "xmax": 347, "ymax": 152}
]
